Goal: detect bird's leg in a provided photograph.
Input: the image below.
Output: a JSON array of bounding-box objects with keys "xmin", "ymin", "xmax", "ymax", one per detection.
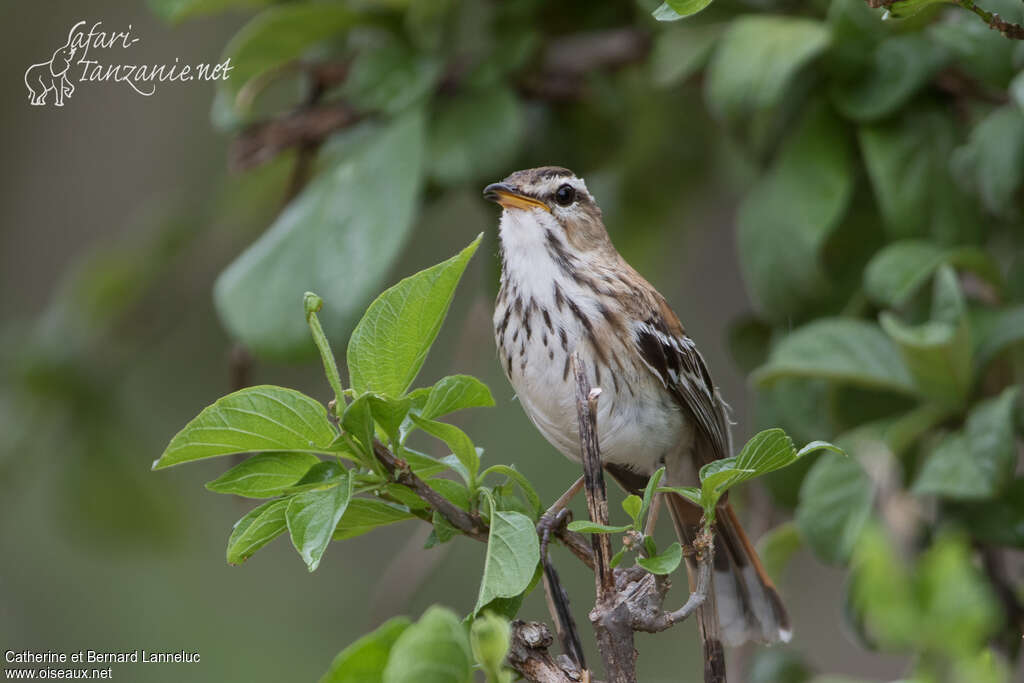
[{"xmin": 537, "ymin": 475, "xmax": 585, "ymax": 555}]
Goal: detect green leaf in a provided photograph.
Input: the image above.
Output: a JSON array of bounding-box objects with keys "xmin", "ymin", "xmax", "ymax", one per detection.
[
  {"xmin": 700, "ymin": 429, "xmax": 844, "ymax": 508},
  {"xmin": 421, "ymin": 375, "xmax": 495, "ymax": 420},
  {"xmin": 287, "ymin": 461, "xmax": 347, "ymax": 493},
  {"xmin": 566, "ymin": 521, "xmax": 633, "ymax": 534},
  {"xmin": 658, "ymin": 485, "xmax": 704, "ymax": 508},
  {"xmin": 753, "ymin": 319, "xmax": 917, "ymax": 395},
  {"xmin": 205, "ymin": 452, "xmax": 322, "ymax": 498},
  {"xmin": 972, "ymin": 305, "xmax": 1024, "ymax": 370},
  {"xmin": 286, "ymin": 472, "xmax": 353, "ymax": 571},
  {"xmin": 320, "ymin": 617, "xmax": 411, "ymax": 683},
  {"xmin": 863, "ymin": 240, "xmax": 1000, "ymax": 309},
  {"xmin": 796, "ymin": 451, "xmax": 873, "ymax": 565},
  {"xmin": 859, "ymin": 106, "xmax": 979, "ymax": 242},
  {"xmin": 756, "ymin": 522, "xmax": 803, "ymax": 583},
  {"xmin": 640, "ymin": 467, "xmax": 666, "ymax": 525},
  {"xmin": 215, "ymin": 112, "xmax": 426, "ymax": 359},
  {"xmin": 348, "ymin": 236, "xmax": 481, "ymax": 397},
  {"xmin": 154, "ymin": 386, "xmax": 337, "ymax": 469},
  {"xmin": 368, "ymin": 395, "xmax": 413, "ymax": 445},
  {"xmin": 470, "ymin": 612, "xmax": 512, "ymax": 682},
  {"xmin": 951, "ymin": 105, "xmax": 1024, "ymax": 218},
  {"xmin": 227, "ymin": 498, "xmax": 290, "ymax": 565},
  {"xmin": 410, "ymin": 415, "xmax": 479, "ymax": 485},
  {"xmin": 652, "ymin": 0, "xmax": 714, "ymax": 22},
  {"xmin": 830, "ymin": 36, "xmax": 947, "ymax": 122},
  {"xmin": 427, "ymin": 87, "xmax": 524, "ymax": 186},
  {"xmin": 637, "ymin": 542, "xmax": 683, "ymax": 575},
  {"xmin": 880, "ymin": 267, "xmax": 972, "ymax": 406},
  {"xmin": 222, "ymin": 3, "xmax": 359, "ymax": 101},
  {"xmin": 886, "ymin": 0, "xmax": 953, "ymax": 18},
  {"xmin": 342, "ymin": 395, "xmax": 375, "ymax": 458},
  {"xmin": 474, "ymin": 504, "xmax": 541, "ymax": 614},
  {"xmin": 481, "ymin": 465, "xmax": 542, "ymax": 519},
  {"xmin": 650, "ymin": 24, "xmax": 722, "ymax": 86},
  {"xmin": 622, "ymin": 495, "xmax": 643, "ymax": 525},
  {"xmin": 382, "ymin": 606, "xmax": 472, "ymax": 683},
  {"xmin": 147, "ymin": 0, "xmax": 274, "ymax": 24},
  {"xmin": 705, "ymin": 16, "xmax": 830, "ymax": 151},
  {"xmin": 333, "ymin": 498, "xmax": 415, "ymax": 540},
  {"xmin": 342, "ymin": 40, "xmax": 443, "ymax": 115},
  {"xmin": 947, "ymin": 478, "xmax": 1024, "ymax": 548},
  {"xmin": 736, "ymin": 101, "xmax": 854, "ymax": 320},
  {"xmin": 913, "ymin": 387, "xmax": 1020, "ymax": 500}
]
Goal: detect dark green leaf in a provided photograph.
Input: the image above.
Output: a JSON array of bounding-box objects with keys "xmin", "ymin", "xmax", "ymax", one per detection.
[
  {"xmin": 286, "ymin": 472, "xmax": 353, "ymax": 571},
  {"xmin": 705, "ymin": 16, "xmax": 829, "ymax": 150},
  {"xmin": 652, "ymin": 0, "xmax": 714, "ymax": 22},
  {"xmin": 227, "ymin": 498, "xmax": 290, "ymax": 565},
  {"xmin": 481, "ymin": 465, "xmax": 542, "ymax": 518},
  {"xmin": 753, "ymin": 319, "xmax": 916, "ymax": 395},
  {"xmin": 287, "ymin": 461, "xmax": 347, "ymax": 493},
  {"xmin": 421, "ymin": 375, "xmax": 495, "ymax": 420},
  {"xmin": 222, "ymin": 3, "xmax": 359, "ymax": 101},
  {"xmin": 320, "ymin": 617, "xmax": 411, "ymax": 683},
  {"xmin": 951, "ymin": 105, "xmax": 1024, "ymax": 218},
  {"xmin": 475, "ymin": 506, "xmax": 541, "ymax": 614},
  {"xmin": 382, "ymin": 606, "xmax": 472, "ymax": 683},
  {"xmin": 348, "ymin": 236, "xmax": 481, "ymax": 397},
  {"xmin": 342, "ymin": 40, "xmax": 443, "ymax": 115},
  {"xmin": 215, "ymin": 112, "xmax": 426, "ymax": 359},
  {"xmin": 736, "ymin": 102, "xmax": 854, "ymax": 320},
  {"xmin": 154, "ymin": 386, "xmax": 337, "ymax": 469},
  {"xmin": 796, "ymin": 451, "xmax": 873, "ymax": 565},
  {"xmin": 863, "ymin": 240, "xmax": 1000, "ymax": 308},
  {"xmin": 333, "ymin": 498, "xmax": 415, "ymax": 540},
  {"xmin": 427, "ymin": 87, "xmax": 524, "ymax": 186},
  {"xmin": 205, "ymin": 452, "xmax": 322, "ymax": 497},
  {"xmin": 368, "ymin": 395, "xmax": 413, "ymax": 445},
  {"xmin": 637, "ymin": 542, "xmax": 683, "ymax": 575},
  {"xmin": 342, "ymin": 395, "xmax": 375, "ymax": 457},
  {"xmin": 830, "ymin": 35, "xmax": 946, "ymax": 122},
  {"xmin": 972, "ymin": 305, "xmax": 1024, "ymax": 370},
  {"xmin": 566, "ymin": 521, "xmax": 633, "ymax": 534},
  {"xmin": 913, "ymin": 387, "xmax": 1020, "ymax": 499},
  {"xmin": 947, "ymin": 478, "xmax": 1024, "ymax": 548}
]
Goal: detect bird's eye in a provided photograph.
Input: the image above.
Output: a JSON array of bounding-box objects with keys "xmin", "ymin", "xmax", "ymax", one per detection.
[{"xmin": 554, "ymin": 184, "xmax": 576, "ymax": 207}]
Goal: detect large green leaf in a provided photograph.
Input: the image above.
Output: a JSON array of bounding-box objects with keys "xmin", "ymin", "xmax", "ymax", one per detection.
[
  {"xmin": 427, "ymin": 87, "xmax": 524, "ymax": 186},
  {"xmin": 420, "ymin": 375, "xmax": 494, "ymax": 420},
  {"xmin": 320, "ymin": 617, "xmax": 411, "ymax": 683},
  {"xmin": 206, "ymin": 452, "xmax": 323, "ymax": 498},
  {"xmin": 215, "ymin": 112, "xmax": 426, "ymax": 359},
  {"xmin": 154, "ymin": 386, "xmax": 336, "ymax": 469},
  {"xmin": 859, "ymin": 106, "xmax": 979, "ymax": 242},
  {"xmin": 951, "ymin": 105, "xmax": 1024, "ymax": 218},
  {"xmin": 221, "ymin": 3, "xmax": 360, "ymax": 101},
  {"xmin": 287, "ymin": 472, "xmax": 353, "ymax": 571},
  {"xmin": 227, "ymin": 498, "xmax": 291, "ymax": 565},
  {"xmin": 382, "ymin": 606, "xmax": 473, "ymax": 683},
  {"xmin": 705, "ymin": 16, "xmax": 829, "ymax": 150},
  {"xmin": 347, "ymin": 236, "xmax": 481, "ymax": 397},
  {"xmin": 333, "ymin": 499, "xmax": 415, "ymax": 540},
  {"xmin": 737, "ymin": 102, "xmax": 854, "ymax": 320},
  {"xmin": 913, "ymin": 387, "xmax": 1020, "ymax": 500},
  {"xmin": 753, "ymin": 319, "xmax": 917, "ymax": 395},
  {"xmin": 342, "ymin": 40, "xmax": 443, "ymax": 116},
  {"xmin": 796, "ymin": 451, "xmax": 873, "ymax": 565},
  {"xmin": 830, "ymin": 35, "xmax": 946, "ymax": 122},
  {"xmin": 474, "ymin": 504, "xmax": 540, "ymax": 614},
  {"xmin": 972, "ymin": 305, "xmax": 1024, "ymax": 370}
]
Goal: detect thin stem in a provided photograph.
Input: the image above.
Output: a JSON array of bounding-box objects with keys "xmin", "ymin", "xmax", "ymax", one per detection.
[{"xmin": 304, "ymin": 292, "xmax": 346, "ymax": 416}]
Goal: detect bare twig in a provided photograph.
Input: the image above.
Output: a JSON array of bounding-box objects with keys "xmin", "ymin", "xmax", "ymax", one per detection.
[
  {"xmin": 508, "ymin": 621, "xmax": 587, "ymax": 683},
  {"xmin": 866, "ymin": 0, "xmax": 1024, "ymax": 39},
  {"xmin": 231, "ymin": 101, "xmax": 362, "ymax": 171}
]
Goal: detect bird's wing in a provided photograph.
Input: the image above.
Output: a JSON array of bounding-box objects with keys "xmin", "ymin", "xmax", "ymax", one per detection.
[{"xmin": 632, "ymin": 297, "xmax": 732, "ymax": 467}]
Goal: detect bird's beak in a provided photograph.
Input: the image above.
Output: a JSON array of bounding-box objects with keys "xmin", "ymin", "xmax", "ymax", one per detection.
[{"xmin": 483, "ymin": 183, "xmax": 550, "ymax": 212}]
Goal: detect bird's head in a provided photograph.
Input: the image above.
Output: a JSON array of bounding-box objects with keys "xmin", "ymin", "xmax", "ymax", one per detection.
[{"xmin": 483, "ymin": 167, "xmax": 610, "ymax": 256}]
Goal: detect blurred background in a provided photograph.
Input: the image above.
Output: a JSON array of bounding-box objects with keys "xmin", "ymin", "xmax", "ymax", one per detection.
[{"xmin": 1, "ymin": 0, "xmax": 1022, "ymax": 681}]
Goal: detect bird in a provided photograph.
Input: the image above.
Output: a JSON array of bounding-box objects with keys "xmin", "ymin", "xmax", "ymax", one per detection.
[{"xmin": 483, "ymin": 166, "xmax": 791, "ymax": 656}]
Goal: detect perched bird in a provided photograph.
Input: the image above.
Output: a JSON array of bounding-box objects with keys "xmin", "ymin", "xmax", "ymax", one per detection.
[{"xmin": 484, "ymin": 167, "xmax": 791, "ymax": 653}]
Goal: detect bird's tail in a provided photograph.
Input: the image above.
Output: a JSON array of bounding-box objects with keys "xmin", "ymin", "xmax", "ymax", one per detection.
[{"xmin": 666, "ymin": 493, "xmax": 792, "ymax": 649}]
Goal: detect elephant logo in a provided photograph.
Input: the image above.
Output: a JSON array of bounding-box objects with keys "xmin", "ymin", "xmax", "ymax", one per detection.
[{"xmin": 24, "ymin": 31, "xmax": 78, "ymax": 106}]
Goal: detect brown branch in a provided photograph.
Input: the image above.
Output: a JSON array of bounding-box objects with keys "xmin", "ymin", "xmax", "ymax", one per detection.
[
  {"xmin": 866, "ymin": 0, "xmax": 1024, "ymax": 39},
  {"xmin": 371, "ymin": 440, "xmax": 489, "ymax": 541},
  {"xmin": 230, "ymin": 102, "xmax": 362, "ymax": 171},
  {"xmin": 508, "ymin": 621, "xmax": 588, "ymax": 683}
]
